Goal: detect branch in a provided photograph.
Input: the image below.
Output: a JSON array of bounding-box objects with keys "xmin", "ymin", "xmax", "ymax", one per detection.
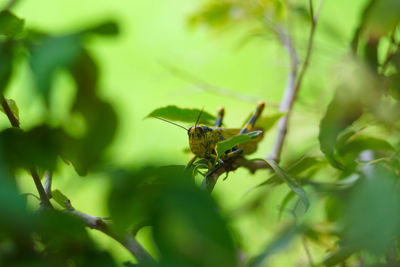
[
  {"xmin": 1, "ymin": 96, "xmax": 19, "ymax": 127},
  {"xmin": 201, "ymin": 157, "xmax": 270, "ymax": 193},
  {"xmin": 3, "ymin": 0, "xmax": 19, "ymax": 10},
  {"xmin": 161, "ymin": 62, "xmax": 279, "ymax": 108},
  {"xmin": 64, "ymin": 200, "xmax": 155, "ymax": 264},
  {"xmin": 30, "ymin": 168, "xmax": 53, "ymax": 208},
  {"xmin": 44, "ymin": 171, "xmax": 52, "ymax": 198},
  {"xmin": 1, "ymin": 95, "xmax": 52, "ymax": 208},
  {"xmin": 268, "ymin": 0, "xmax": 323, "ymax": 163}
]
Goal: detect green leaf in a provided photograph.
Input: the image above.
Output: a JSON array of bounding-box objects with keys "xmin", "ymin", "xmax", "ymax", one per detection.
[
  {"xmin": 29, "ymin": 35, "xmax": 82, "ymax": 103},
  {"xmin": 264, "ymin": 159, "xmax": 310, "ymax": 210},
  {"xmin": 337, "ymin": 135, "xmax": 393, "ymax": 167},
  {"xmin": 0, "ymin": 10, "xmax": 24, "ymax": 37},
  {"xmin": 255, "ymin": 112, "xmax": 286, "ymax": 133},
  {"xmin": 83, "ymin": 21, "xmax": 119, "ymax": 36},
  {"xmin": 189, "ymin": 2, "xmax": 234, "ymax": 28},
  {"xmin": 51, "ymin": 189, "xmax": 70, "ymax": 208},
  {"xmin": 278, "ymin": 191, "xmax": 295, "ymax": 219},
  {"xmin": 248, "ymin": 224, "xmax": 298, "ymax": 267},
  {"xmin": 0, "ymin": 41, "xmax": 14, "ymax": 94},
  {"xmin": 257, "ymin": 156, "xmax": 321, "ymax": 187},
  {"xmin": 323, "ymin": 246, "xmax": 357, "ymax": 266},
  {"xmin": 0, "ymin": 126, "xmax": 63, "ymax": 171},
  {"xmin": 216, "ymin": 130, "xmax": 262, "ymax": 156},
  {"xmin": 153, "ymin": 181, "xmax": 238, "ymax": 267},
  {"xmin": 147, "ymin": 105, "xmax": 216, "ymax": 125},
  {"xmin": 318, "ymin": 58, "xmax": 381, "ymax": 169},
  {"xmin": 363, "ymin": 0, "xmax": 400, "ymax": 38},
  {"xmin": 0, "ymin": 98, "xmax": 19, "ymax": 120}
]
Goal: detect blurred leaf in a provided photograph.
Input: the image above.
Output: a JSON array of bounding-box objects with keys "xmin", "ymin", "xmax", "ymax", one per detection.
[
  {"xmin": 257, "ymin": 156, "xmax": 321, "ymax": 187},
  {"xmin": 325, "ymin": 195, "xmax": 345, "ymax": 222},
  {"xmin": 248, "ymin": 224, "xmax": 298, "ymax": 267},
  {"xmin": 35, "ymin": 209, "xmax": 118, "ymax": 266},
  {"xmin": 147, "ymin": 105, "xmax": 216, "ymax": 125},
  {"xmin": 0, "ymin": 41, "xmax": 14, "ymax": 93},
  {"xmin": 336, "ymin": 134, "xmax": 394, "ymax": 167},
  {"xmin": 265, "ymin": 159, "xmax": 310, "ymax": 210},
  {"xmin": 153, "ymin": 182, "xmax": 237, "ymax": 267},
  {"xmin": 362, "ymin": 0, "xmax": 400, "ymax": 39},
  {"xmin": 0, "ymin": 168, "xmax": 31, "ymax": 234},
  {"xmin": 62, "ymin": 50, "xmax": 117, "ymax": 176},
  {"xmin": 108, "ymin": 165, "xmax": 190, "ymax": 231},
  {"xmin": 189, "ymin": 2, "xmax": 234, "ymax": 28},
  {"xmin": 278, "ymin": 191, "xmax": 295, "ymax": 219},
  {"xmin": 0, "ymin": 10, "xmax": 24, "ymax": 37},
  {"xmin": 323, "ymin": 246, "xmax": 357, "ymax": 266},
  {"xmin": 51, "ymin": 189, "xmax": 69, "ymax": 208},
  {"xmin": 319, "ymin": 87, "xmax": 363, "ymax": 169},
  {"xmin": 342, "ymin": 165, "xmax": 400, "ymax": 255},
  {"xmin": 0, "ymin": 98, "xmax": 19, "ymax": 120},
  {"xmin": 255, "ymin": 112, "xmax": 286, "ymax": 133},
  {"xmin": 319, "ymin": 58, "xmax": 381, "ymax": 169},
  {"xmin": 0, "ymin": 126, "xmax": 62, "ymax": 171},
  {"xmin": 29, "ymin": 35, "xmax": 82, "ymax": 103},
  {"xmin": 216, "ymin": 130, "xmax": 262, "ymax": 156},
  {"xmin": 83, "ymin": 21, "xmax": 119, "ymax": 36}
]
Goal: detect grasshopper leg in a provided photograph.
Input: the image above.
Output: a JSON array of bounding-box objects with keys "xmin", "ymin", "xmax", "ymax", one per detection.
[
  {"xmin": 239, "ymin": 101, "xmax": 265, "ymax": 134},
  {"xmin": 214, "ymin": 107, "xmax": 225, "ymax": 127},
  {"xmin": 184, "ymin": 155, "xmax": 198, "ymax": 172}
]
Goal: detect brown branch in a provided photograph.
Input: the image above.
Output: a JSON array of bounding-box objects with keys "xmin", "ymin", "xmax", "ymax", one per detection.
[
  {"xmin": 64, "ymin": 200, "xmax": 155, "ymax": 264},
  {"xmin": 1, "ymin": 95, "xmax": 53, "ymax": 208},
  {"xmin": 201, "ymin": 157, "xmax": 270, "ymax": 193},
  {"xmin": 161, "ymin": 62, "xmax": 279, "ymax": 108},
  {"xmin": 44, "ymin": 171, "xmax": 52, "ymax": 198},
  {"xmin": 1, "ymin": 96, "xmax": 19, "ymax": 127},
  {"xmin": 30, "ymin": 168, "xmax": 53, "ymax": 208},
  {"xmin": 3, "ymin": 0, "xmax": 19, "ymax": 10},
  {"xmin": 268, "ymin": 0, "xmax": 323, "ymax": 163}
]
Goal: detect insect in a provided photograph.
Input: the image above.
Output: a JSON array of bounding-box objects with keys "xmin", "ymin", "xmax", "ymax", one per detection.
[{"xmin": 153, "ymin": 101, "xmax": 266, "ymax": 176}]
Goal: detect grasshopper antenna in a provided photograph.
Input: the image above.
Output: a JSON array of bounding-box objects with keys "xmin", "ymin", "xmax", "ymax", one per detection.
[
  {"xmin": 151, "ymin": 116, "xmax": 188, "ymax": 131},
  {"xmin": 194, "ymin": 108, "xmax": 204, "ymax": 131}
]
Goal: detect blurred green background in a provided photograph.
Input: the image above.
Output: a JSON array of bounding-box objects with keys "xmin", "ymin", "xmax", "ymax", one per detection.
[{"xmin": 3, "ymin": 0, "xmax": 371, "ymax": 265}]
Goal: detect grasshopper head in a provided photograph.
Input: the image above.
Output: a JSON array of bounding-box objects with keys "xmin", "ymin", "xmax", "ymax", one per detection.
[{"xmin": 188, "ymin": 125, "xmax": 215, "ymax": 157}]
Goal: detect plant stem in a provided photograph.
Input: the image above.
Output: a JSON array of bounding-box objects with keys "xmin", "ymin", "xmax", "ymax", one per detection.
[
  {"xmin": 268, "ymin": 0, "xmax": 323, "ymax": 163},
  {"xmin": 64, "ymin": 200, "xmax": 155, "ymax": 264},
  {"xmin": 1, "ymin": 95, "xmax": 52, "ymax": 208},
  {"xmin": 1, "ymin": 96, "xmax": 19, "ymax": 127}
]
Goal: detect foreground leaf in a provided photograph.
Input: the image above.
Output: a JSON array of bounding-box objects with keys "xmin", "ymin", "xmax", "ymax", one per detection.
[
  {"xmin": 249, "ymin": 224, "xmax": 298, "ymax": 267},
  {"xmin": 264, "ymin": 159, "xmax": 310, "ymax": 210},
  {"xmin": 216, "ymin": 130, "xmax": 262, "ymax": 155},
  {"xmin": 0, "ymin": 98, "xmax": 19, "ymax": 120},
  {"xmin": 147, "ymin": 105, "xmax": 216, "ymax": 126},
  {"xmin": 0, "ymin": 10, "xmax": 24, "ymax": 37},
  {"xmin": 51, "ymin": 189, "xmax": 70, "ymax": 208},
  {"xmin": 255, "ymin": 112, "xmax": 286, "ymax": 132}
]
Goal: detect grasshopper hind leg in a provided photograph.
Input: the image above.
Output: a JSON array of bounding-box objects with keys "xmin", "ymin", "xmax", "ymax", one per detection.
[
  {"xmin": 239, "ymin": 101, "xmax": 265, "ymax": 134},
  {"xmin": 214, "ymin": 107, "xmax": 225, "ymax": 127}
]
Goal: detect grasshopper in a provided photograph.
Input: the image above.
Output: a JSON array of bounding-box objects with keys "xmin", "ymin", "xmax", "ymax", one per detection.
[{"xmin": 153, "ymin": 101, "xmax": 265, "ymax": 176}]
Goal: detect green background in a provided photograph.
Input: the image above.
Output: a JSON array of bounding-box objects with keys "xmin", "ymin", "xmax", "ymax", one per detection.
[{"xmin": 3, "ymin": 0, "xmax": 369, "ymax": 265}]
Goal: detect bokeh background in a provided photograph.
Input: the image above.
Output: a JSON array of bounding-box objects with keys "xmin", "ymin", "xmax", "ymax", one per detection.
[{"xmin": 3, "ymin": 0, "xmax": 373, "ymax": 265}]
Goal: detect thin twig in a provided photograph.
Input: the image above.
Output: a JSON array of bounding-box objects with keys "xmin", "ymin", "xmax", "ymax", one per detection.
[
  {"xmin": 302, "ymin": 237, "xmax": 314, "ymax": 267},
  {"xmin": 3, "ymin": 0, "xmax": 19, "ymax": 10},
  {"xmin": 30, "ymin": 168, "xmax": 53, "ymax": 208},
  {"xmin": 44, "ymin": 171, "xmax": 52, "ymax": 198},
  {"xmin": 201, "ymin": 157, "xmax": 270, "ymax": 193},
  {"xmin": 268, "ymin": 0, "xmax": 323, "ymax": 163},
  {"xmin": 64, "ymin": 200, "xmax": 155, "ymax": 264},
  {"xmin": 1, "ymin": 96, "xmax": 19, "ymax": 127},
  {"xmin": 161, "ymin": 62, "xmax": 279, "ymax": 108},
  {"xmin": 1, "ymin": 95, "xmax": 52, "ymax": 208}
]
